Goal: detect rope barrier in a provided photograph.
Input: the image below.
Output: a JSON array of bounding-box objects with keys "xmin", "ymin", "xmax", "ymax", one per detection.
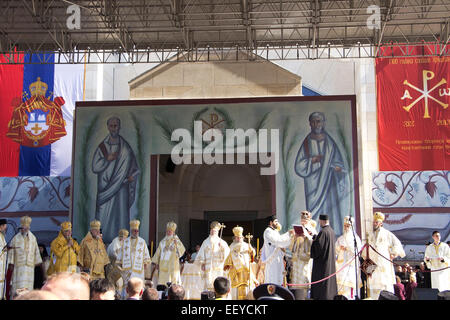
[
  {"xmin": 286, "ymin": 242, "xmax": 449, "ymax": 288},
  {"xmin": 368, "ymin": 244, "xmax": 450, "ymax": 273},
  {"xmin": 287, "ymin": 244, "xmax": 367, "ymax": 287}
]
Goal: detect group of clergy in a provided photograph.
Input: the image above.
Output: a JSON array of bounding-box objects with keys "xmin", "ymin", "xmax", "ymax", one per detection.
[{"xmin": 0, "ymin": 210, "xmax": 448, "ymax": 300}]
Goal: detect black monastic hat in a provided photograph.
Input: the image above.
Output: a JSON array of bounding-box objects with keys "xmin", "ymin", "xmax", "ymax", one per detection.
[
  {"xmin": 319, "ymin": 214, "xmax": 329, "ymax": 220},
  {"xmin": 0, "ymin": 219, "xmax": 7, "ymax": 225}
]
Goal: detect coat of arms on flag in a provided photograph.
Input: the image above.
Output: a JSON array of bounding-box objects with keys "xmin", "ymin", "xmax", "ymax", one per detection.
[{"xmin": 6, "ymin": 77, "xmax": 67, "ymax": 147}]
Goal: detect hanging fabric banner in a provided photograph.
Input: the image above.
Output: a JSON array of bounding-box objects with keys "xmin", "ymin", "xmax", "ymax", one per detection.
[
  {"xmin": 1, "ymin": 53, "xmax": 84, "ymax": 176},
  {"xmin": 376, "ymin": 54, "xmax": 450, "ymax": 170}
]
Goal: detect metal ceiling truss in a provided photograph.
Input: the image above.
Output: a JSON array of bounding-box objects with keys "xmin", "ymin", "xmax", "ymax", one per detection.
[{"xmin": 0, "ymin": 0, "xmax": 449, "ymax": 64}]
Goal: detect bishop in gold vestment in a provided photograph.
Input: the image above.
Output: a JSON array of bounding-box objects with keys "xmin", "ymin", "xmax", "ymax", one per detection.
[
  {"xmin": 8, "ymin": 216, "xmax": 42, "ymax": 298},
  {"xmin": 224, "ymin": 226, "xmax": 257, "ymax": 300},
  {"xmin": 78, "ymin": 220, "xmax": 110, "ymax": 279},
  {"xmin": 48, "ymin": 221, "xmax": 80, "ymax": 275},
  {"xmin": 151, "ymin": 221, "xmax": 185, "ymax": 286},
  {"xmin": 290, "ymin": 211, "xmax": 317, "ymax": 300}
]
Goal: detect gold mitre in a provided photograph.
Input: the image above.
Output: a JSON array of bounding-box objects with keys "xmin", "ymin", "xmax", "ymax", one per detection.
[
  {"xmin": 29, "ymin": 77, "xmax": 48, "ymax": 96},
  {"xmin": 90, "ymin": 220, "xmax": 101, "ymax": 230},
  {"xmin": 119, "ymin": 229, "xmax": 129, "ymax": 238},
  {"xmin": 20, "ymin": 216, "xmax": 32, "ymax": 227},
  {"xmin": 232, "ymin": 226, "xmax": 243, "ymax": 237},
  {"xmin": 373, "ymin": 211, "xmax": 385, "ymax": 222},
  {"xmin": 130, "ymin": 219, "xmax": 140, "ymax": 230},
  {"xmin": 61, "ymin": 221, "xmax": 72, "ymax": 231},
  {"xmin": 166, "ymin": 221, "xmax": 177, "ymax": 232},
  {"xmin": 300, "ymin": 210, "xmax": 312, "ymax": 220},
  {"xmin": 210, "ymin": 221, "xmax": 221, "ymax": 231},
  {"xmin": 344, "ymin": 216, "xmax": 352, "ymax": 225}
]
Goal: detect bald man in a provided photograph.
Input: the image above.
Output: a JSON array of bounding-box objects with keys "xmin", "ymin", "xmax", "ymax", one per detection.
[
  {"xmin": 41, "ymin": 272, "xmax": 90, "ymax": 300},
  {"xmin": 126, "ymin": 277, "xmax": 144, "ymax": 300}
]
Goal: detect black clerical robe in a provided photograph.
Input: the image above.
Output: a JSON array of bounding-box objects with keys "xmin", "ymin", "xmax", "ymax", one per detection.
[{"xmin": 310, "ymin": 225, "xmax": 337, "ymax": 300}]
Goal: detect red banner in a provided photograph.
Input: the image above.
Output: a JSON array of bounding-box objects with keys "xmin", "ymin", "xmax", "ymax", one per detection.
[
  {"xmin": 0, "ymin": 54, "xmax": 23, "ymax": 176},
  {"xmin": 376, "ymin": 55, "xmax": 450, "ymax": 170}
]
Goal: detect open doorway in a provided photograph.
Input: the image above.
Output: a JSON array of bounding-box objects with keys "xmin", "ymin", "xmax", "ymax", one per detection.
[{"xmin": 156, "ymin": 154, "xmax": 274, "ymax": 253}]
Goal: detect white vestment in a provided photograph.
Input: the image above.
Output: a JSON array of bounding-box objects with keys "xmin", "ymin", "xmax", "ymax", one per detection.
[
  {"xmin": 117, "ymin": 236, "xmax": 150, "ymax": 297},
  {"xmin": 335, "ymin": 230, "xmax": 362, "ymax": 299},
  {"xmin": 261, "ymin": 227, "xmax": 292, "ymax": 285},
  {"xmin": 363, "ymin": 227, "xmax": 405, "ymax": 299},
  {"xmin": 152, "ymin": 235, "xmax": 185, "ymax": 286},
  {"xmin": 180, "ymin": 262, "xmax": 203, "ymax": 299},
  {"xmin": 424, "ymin": 242, "xmax": 450, "ymax": 292},
  {"xmin": 0, "ymin": 233, "xmax": 7, "ymax": 299},
  {"xmin": 194, "ymin": 235, "xmax": 230, "ymax": 291},
  {"xmin": 107, "ymin": 236, "xmax": 125, "ymax": 262},
  {"xmin": 8, "ymin": 232, "xmax": 42, "ymax": 298}
]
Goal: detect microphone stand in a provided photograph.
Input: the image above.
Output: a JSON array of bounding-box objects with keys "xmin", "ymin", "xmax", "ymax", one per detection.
[
  {"xmin": 349, "ymin": 215, "xmax": 360, "ymax": 300},
  {"xmin": 1, "ymin": 222, "xmax": 19, "ymax": 300}
]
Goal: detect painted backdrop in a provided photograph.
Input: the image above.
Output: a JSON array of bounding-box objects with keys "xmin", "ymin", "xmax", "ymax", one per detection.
[
  {"xmin": 71, "ymin": 97, "xmax": 359, "ymax": 244},
  {"xmin": 372, "ymin": 170, "xmax": 450, "ymax": 260}
]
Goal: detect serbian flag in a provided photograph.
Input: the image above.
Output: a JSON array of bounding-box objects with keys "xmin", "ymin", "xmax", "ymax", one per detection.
[
  {"xmin": 0, "ymin": 53, "xmax": 84, "ymax": 176},
  {"xmin": 376, "ymin": 49, "xmax": 450, "ymax": 170}
]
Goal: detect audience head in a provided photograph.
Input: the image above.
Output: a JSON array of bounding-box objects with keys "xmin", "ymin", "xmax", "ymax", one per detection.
[
  {"xmin": 126, "ymin": 277, "xmax": 144, "ymax": 299},
  {"xmin": 14, "ymin": 290, "xmax": 60, "ymax": 300},
  {"xmin": 89, "ymin": 278, "xmax": 115, "ymax": 300},
  {"xmin": 142, "ymin": 287, "xmax": 159, "ymax": 300},
  {"xmin": 167, "ymin": 284, "xmax": 185, "ymax": 300},
  {"xmin": 213, "ymin": 277, "xmax": 230, "ymax": 298},
  {"xmin": 41, "ymin": 272, "xmax": 90, "ymax": 300}
]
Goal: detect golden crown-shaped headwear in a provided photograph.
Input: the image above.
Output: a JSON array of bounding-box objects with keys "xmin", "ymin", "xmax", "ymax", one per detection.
[
  {"xmin": 300, "ymin": 210, "xmax": 312, "ymax": 220},
  {"xmin": 232, "ymin": 225, "xmax": 243, "ymax": 237},
  {"xmin": 344, "ymin": 216, "xmax": 352, "ymax": 225},
  {"xmin": 210, "ymin": 221, "xmax": 221, "ymax": 231},
  {"xmin": 90, "ymin": 220, "xmax": 101, "ymax": 230},
  {"xmin": 166, "ymin": 221, "xmax": 177, "ymax": 232},
  {"xmin": 373, "ymin": 211, "xmax": 385, "ymax": 222},
  {"xmin": 61, "ymin": 221, "xmax": 72, "ymax": 231},
  {"xmin": 119, "ymin": 229, "xmax": 129, "ymax": 238},
  {"xmin": 29, "ymin": 77, "xmax": 48, "ymax": 96},
  {"xmin": 20, "ymin": 216, "xmax": 32, "ymax": 227},
  {"xmin": 130, "ymin": 219, "xmax": 140, "ymax": 230}
]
